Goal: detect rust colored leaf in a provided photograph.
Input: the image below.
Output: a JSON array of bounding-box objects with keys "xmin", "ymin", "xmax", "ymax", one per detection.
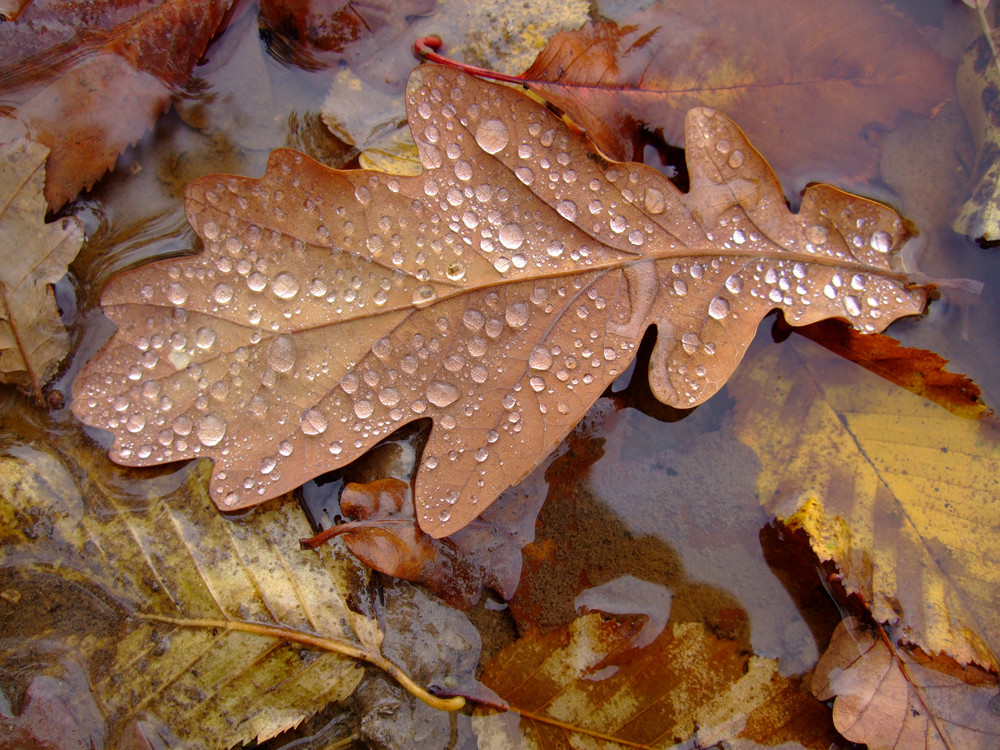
[
  {"xmin": 814, "ymin": 617, "xmax": 1000, "ymax": 750},
  {"xmin": 791, "ymin": 319, "xmax": 987, "ymax": 419},
  {"xmin": 72, "ymin": 63, "xmax": 925, "ymax": 538},
  {"xmin": 0, "ymin": 0, "xmax": 234, "ymax": 210},
  {"xmin": 0, "ymin": 139, "xmax": 84, "ymax": 402},
  {"xmin": 303, "ymin": 475, "xmax": 543, "ymax": 608},
  {"xmin": 520, "ymin": 0, "xmax": 952, "ymax": 189},
  {"xmin": 473, "ymin": 612, "xmax": 835, "ymax": 749},
  {"xmin": 259, "ymin": 0, "xmax": 436, "ymax": 89}
]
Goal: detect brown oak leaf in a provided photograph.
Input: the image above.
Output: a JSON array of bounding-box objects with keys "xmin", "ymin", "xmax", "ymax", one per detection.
[{"xmin": 71, "ymin": 63, "xmax": 925, "ymax": 538}]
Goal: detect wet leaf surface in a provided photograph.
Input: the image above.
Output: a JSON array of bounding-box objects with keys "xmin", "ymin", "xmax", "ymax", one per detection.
[
  {"xmin": 814, "ymin": 617, "xmax": 1000, "ymax": 750},
  {"xmin": 0, "ymin": 0, "xmax": 235, "ymax": 210},
  {"xmin": 519, "ymin": 0, "xmax": 953, "ymax": 192},
  {"xmin": 0, "ymin": 140, "xmax": 84, "ymax": 401},
  {"xmin": 72, "ymin": 63, "xmax": 925, "ymax": 540},
  {"xmin": 731, "ymin": 334, "xmax": 1000, "ymax": 669}
]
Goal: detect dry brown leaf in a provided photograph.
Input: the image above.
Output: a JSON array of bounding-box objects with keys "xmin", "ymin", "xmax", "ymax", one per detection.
[
  {"xmin": 0, "ymin": 0, "xmax": 234, "ymax": 210},
  {"xmin": 72, "ymin": 64, "xmax": 925, "ymax": 538},
  {"xmin": 0, "ymin": 139, "xmax": 84, "ymax": 402},
  {"xmin": 473, "ymin": 613, "xmax": 835, "ymax": 749},
  {"xmin": 814, "ymin": 617, "xmax": 1000, "ymax": 750},
  {"xmin": 519, "ymin": 0, "xmax": 952, "ymax": 190}
]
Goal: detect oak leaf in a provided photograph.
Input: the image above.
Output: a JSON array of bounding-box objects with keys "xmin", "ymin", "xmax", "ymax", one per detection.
[
  {"xmin": 473, "ymin": 612, "xmax": 836, "ymax": 749},
  {"xmin": 519, "ymin": 0, "xmax": 952, "ymax": 190},
  {"xmin": 0, "ymin": 0, "xmax": 234, "ymax": 210},
  {"xmin": 0, "ymin": 139, "xmax": 84, "ymax": 402},
  {"xmin": 72, "ymin": 63, "xmax": 925, "ymax": 538},
  {"xmin": 731, "ymin": 334, "xmax": 1000, "ymax": 669},
  {"xmin": 813, "ymin": 617, "xmax": 1000, "ymax": 750}
]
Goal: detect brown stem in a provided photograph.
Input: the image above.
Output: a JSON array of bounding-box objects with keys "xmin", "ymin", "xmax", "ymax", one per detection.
[{"xmin": 414, "ymin": 36, "xmax": 525, "ymax": 84}]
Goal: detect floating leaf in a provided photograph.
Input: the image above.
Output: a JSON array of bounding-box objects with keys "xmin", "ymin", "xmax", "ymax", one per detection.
[
  {"xmin": 473, "ymin": 613, "xmax": 836, "ymax": 749},
  {"xmin": 72, "ymin": 64, "xmax": 925, "ymax": 538},
  {"xmin": 0, "ymin": 0, "xmax": 234, "ymax": 210},
  {"xmin": 519, "ymin": 0, "xmax": 951, "ymax": 189},
  {"xmin": 0, "ymin": 139, "xmax": 84, "ymax": 402},
  {"xmin": 0, "ymin": 443, "xmax": 460, "ymax": 748},
  {"xmin": 814, "ymin": 617, "xmax": 1000, "ymax": 750},
  {"xmin": 731, "ymin": 335, "xmax": 1000, "ymax": 668}
]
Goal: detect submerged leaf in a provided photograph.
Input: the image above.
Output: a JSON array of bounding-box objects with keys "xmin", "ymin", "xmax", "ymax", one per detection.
[
  {"xmin": 814, "ymin": 617, "xmax": 1000, "ymax": 750},
  {"xmin": 72, "ymin": 64, "xmax": 925, "ymax": 538},
  {"xmin": 0, "ymin": 139, "xmax": 84, "ymax": 401},
  {"xmin": 473, "ymin": 613, "xmax": 835, "ymax": 749},
  {"xmin": 731, "ymin": 335, "xmax": 1000, "ymax": 668},
  {"xmin": 520, "ymin": 0, "xmax": 952, "ymax": 189},
  {"xmin": 0, "ymin": 444, "xmax": 458, "ymax": 748}
]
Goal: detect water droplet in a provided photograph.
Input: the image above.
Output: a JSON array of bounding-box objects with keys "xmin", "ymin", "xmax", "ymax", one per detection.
[
  {"xmin": 732, "ymin": 229, "xmax": 746, "ymax": 244},
  {"xmin": 529, "ymin": 346, "xmax": 553, "ymax": 370},
  {"xmin": 610, "ymin": 215, "xmax": 627, "ymax": 233},
  {"xmin": 673, "ymin": 278, "xmax": 688, "ymax": 296},
  {"xmin": 247, "ymin": 272, "xmax": 267, "ymax": 292},
  {"xmin": 417, "ymin": 101, "xmax": 432, "ymax": 119},
  {"xmin": 273, "ymin": 272, "xmax": 299, "ymax": 299},
  {"xmin": 412, "ymin": 285, "xmax": 437, "ymax": 306},
  {"xmin": 557, "ymin": 200, "xmax": 577, "ymax": 221},
  {"xmin": 628, "ymin": 230, "xmax": 644, "ymax": 246},
  {"xmin": 681, "ymin": 332, "xmax": 701, "ymax": 355},
  {"xmin": 329, "ymin": 441, "xmax": 343, "ymax": 456},
  {"xmin": 266, "ymin": 336, "xmax": 295, "ymax": 373},
  {"xmin": 547, "ymin": 241, "xmax": 564, "ymax": 258},
  {"xmin": 463, "ymin": 310, "xmax": 485, "ymax": 330},
  {"xmin": 195, "ymin": 327, "xmax": 216, "ymax": 349},
  {"xmin": 197, "ymin": 414, "xmax": 226, "ymax": 446},
  {"xmin": 844, "ymin": 296, "xmax": 862, "ymax": 316},
  {"xmin": 728, "ymin": 150, "xmax": 745, "ymax": 168},
  {"xmin": 426, "ymin": 381, "xmax": 459, "ymax": 408},
  {"xmin": 278, "ymin": 441, "xmax": 293, "ymax": 456},
  {"xmin": 475, "ymin": 118, "xmax": 510, "ymax": 153},
  {"xmin": 823, "ymin": 284, "xmax": 837, "ymax": 299},
  {"xmin": 260, "ymin": 457, "xmax": 276, "ymax": 474},
  {"xmin": 446, "ymin": 262, "xmax": 466, "ymax": 281},
  {"xmin": 366, "ymin": 235, "xmax": 384, "ymax": 254},
  {"xmin": 851, "ymin": 274, "xmax": 866, "ymax": 291},
  {"xmin": 644, "ymin": 187, "xmax": 665, "ymax": 214},
  {"xmin": 515, "ymin": 167, "xmax": 534, "ymax": 185},
  {"xmin": 126, "ymin": 414, "xmax": 145, "ymax": 433},
  {"xmin": 167, "ymin": 283, "xmax": 188, "ymax": 305},
  {"xmin": 870, "ymin": 231, "xmax": 891, "ymax": 254},
  {"xmin": 725, "ymin": 275, "xmax": 743, "ymax": 294},
  {"xmin": 354, "ymin": 400, "xmax": 374, "ymax": 419},
  {"xmin": 300, "ymin": 408, "xmax": 328, "ymax": 435},
  {"xmin": 475, "ymin": 447, "xmax": 489, "ymax": 462},
  {"xmin": 499, "ymin": 223, "xmax": 525, "ymax": 250},
  {"xmin": 372, "ymin": 338, "xmax": 392, "ymax": 358},
  {"xmin": 213, "ymin": 283, "xmax": 233, "ymax": 304},
  {"xmin": 505, "ymin": 302, "xmax": 529, "ymax": 327},
  {"xmin": 468, "ymin": 337, "xmax": 487, "ymax": 357},
  {"xmin": 708, "ymin": 297, "xmax": 730, "ymax": 320},
  {"xmin": 378, "ymin": 388, "xmax": 401, "ymax": 406},
  {"xmin": 806, "ymin": 225, "xmax": 828, "ymax": 245},
  {"xmin": 716, "ymin": 139, "xmax": 732, "ymax": 154},
  {"xmin": 793, "ymin": 263, "xmax": 807, "ymax": 279}
]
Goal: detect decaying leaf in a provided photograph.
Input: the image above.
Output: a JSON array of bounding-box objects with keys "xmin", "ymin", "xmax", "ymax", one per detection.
[
  {"xmin": 0, "ymin": 443, "xmax": 460, "ymax": 748},
  {"xmin": 731, "ymin": 335, "xmax": 1000, "ymax": 669},
  {"xmin": 473, "ymin": 612, "xmax": 835, "ymax": 749},
  {"xmin": 791, "ymin": 319, "xmax": 986, "ymax": 419},
  {"xmin": 72, "ymin": 63, "xmax": 926, "ymax": 539},
  {"xmin": 0, "ymin": 139, "xmax": 84, "ymax": 402},
  {"xmin": 519, "ymin": 0, "xmax": 952, "ymax": 190},
  {"xmin": 0, "ymin": 0, "xmax": 234, "ymax": 210},
  {"xmin": 813, "ymin": 617, "xmax": 1000, "ymax": 750},
  {"xmin": 303, "ymin": 473, "xmax": 544, "ymax": 608},
  {"xmin": 953, "ymin": 31, "xmax": 1000, "ymax": 241}
]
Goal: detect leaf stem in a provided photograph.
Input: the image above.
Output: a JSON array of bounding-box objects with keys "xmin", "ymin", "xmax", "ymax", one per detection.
[
  {"xmin": 414, "ymin": 37, "xmax": 526, "ymax": 85},
  {"xmin": 138, "ymin": 613, "xmax": 466, "ymax": 711}
]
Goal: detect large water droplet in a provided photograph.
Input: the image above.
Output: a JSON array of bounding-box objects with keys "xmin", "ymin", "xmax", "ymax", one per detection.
[
  {"xmin": 454, "ymin": 160, "xmax": 473, "ymax": 181},
  {"xmin": 354, "ymin": 400, "xmax": 374, "ymax": 419},
  {"xmin": 167, "ymin": 283, "xmax": 188, "ymax": 305},
  {"xmin": 273, "ymin": 272, "xmax": 299, "ymax": 299},
  {"xmin": 870, "ymin": 231, "xmax": 891, "ymax": 254},
  {"xmin": 557, "ymin": 200, "xmax": 577, "ymax": 221},
  {"xmin": 475, "ymin": 118, "xmax": 510, "ymax": 154},
  {"xmin": 300, "ymin": 408, "xmax": 328, "ymax": 435},
  {"xmin": 213, "ymin": 283, "xmax": 233, "ymax": 304},
  {"xmin": 499, "ymin": 223, "xmax": 525, "ymax": 250},
  {"xmin": 197, "ymin": 414, "xmax": 226, "ymax": 446},
  {"xmin": 610, "ymin": 215, "xmax": 627, "ymax": 234},
  {"xmin": 844, "ymin": 296, "xmax": 862, "ymax": 316},
  {"xmin": 505, "ymin": 302, "xmax": 529, "ymax": 328},
  {"xmin": 515, "ymin": 167, "xmax": 534, "ymax": 185},
  {"xmin": 806, "ymin": 224, "xmax": 828, "ymax": 245},
  {"xmin": 195, "ymin": 327, "xmax": 216, "ymax": 349},
  {"xmin": 725, "ymin": 275, "xmax": 743, "ymax": 294},
  {"xmin": 266, "ymin": 335, "xmax": 295, "ymax": 373},
  {"xmin": 379, "ymin": 388, "xmax": 401, "ymax": 406},
  {"xmin": 708, "ymin": 297, "xmax": 730, "ymax": 320},
  {"xmin": 529, "ymin": 346, "xmax": 553, "ymax": 370},
  {"xmin": 426, "ymin": 381, "xmax": 460, "ymax": 408}
]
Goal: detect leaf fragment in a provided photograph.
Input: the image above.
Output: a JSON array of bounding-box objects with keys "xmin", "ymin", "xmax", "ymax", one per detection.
[
  {"xmin": 0, "ymin": 139, "xmax": 83, "ymax": 401},
  {"xmin": 72, "ymin": 64, "xmax": 925, "ymax": 538},
  {"xmin": 814, "ymin": 617, "xmax": 1000, "ymax": 750}
]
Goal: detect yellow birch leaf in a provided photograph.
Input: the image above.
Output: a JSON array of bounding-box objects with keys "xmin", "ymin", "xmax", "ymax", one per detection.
[{"xmin": 731, "ymin": 335, "xmax": 1000, "ymax": 670}]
